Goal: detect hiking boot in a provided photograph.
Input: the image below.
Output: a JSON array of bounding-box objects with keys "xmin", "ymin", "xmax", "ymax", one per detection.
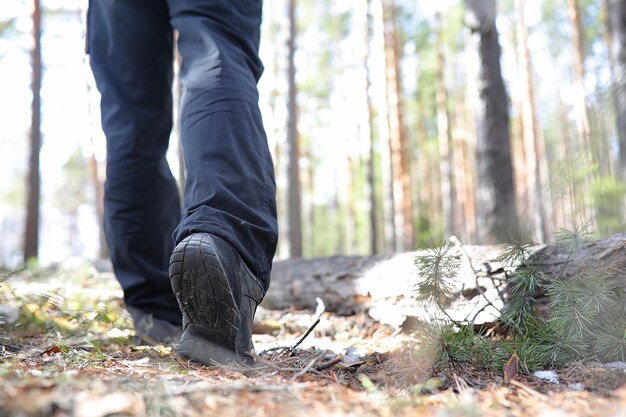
[
  {"xmin": 169, "ymin": 233, "xmax": 265, "ymax": 365},
  {"xmin": 126, "ymin": 304, "xmax": 183, "ymax": 346}
]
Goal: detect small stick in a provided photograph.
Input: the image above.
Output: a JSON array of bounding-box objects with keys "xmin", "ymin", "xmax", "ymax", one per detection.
[
  {"xmin": 289, "ymin": 352, "xmax": 325, "ymax": 383},
  {"xmin": 290, "ymin": 297, "xmax": 325, "ymax": 353},
  {"xmin": 290, "ymin": 318, "xmax": 321, "ymax": 352},
  {"xmin": 315, "ymin": 356, "xmax": 342, "ymax": 371}
]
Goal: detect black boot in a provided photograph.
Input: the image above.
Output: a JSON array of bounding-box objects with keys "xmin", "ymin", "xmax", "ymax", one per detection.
[
  {"xmin": 169, "ymin": 233, "xmax": 265, "ymax": 365},
  {"xmin": 126, "ymin": 305, "xmax": 183, "ymax": 346}
]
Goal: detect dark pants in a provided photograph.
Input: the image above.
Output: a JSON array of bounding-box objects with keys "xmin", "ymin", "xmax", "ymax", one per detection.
[{"xmin": 88, "ymin": 0, "xmax": 278, "ymax": 325}]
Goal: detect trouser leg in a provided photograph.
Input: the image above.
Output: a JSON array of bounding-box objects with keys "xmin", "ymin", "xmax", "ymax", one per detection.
[
  {"xmin": 167, "ymin": 0, "xmax": 278, "ymax": 289},
  {"xmin": 88, "ymin": 0, "xmax": 182, "ymax": 325}
]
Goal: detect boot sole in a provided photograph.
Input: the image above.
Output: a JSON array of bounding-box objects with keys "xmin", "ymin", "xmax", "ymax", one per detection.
[{"xmin": 169, "ymin": 234, "xmax": 246, "ymax": 365}]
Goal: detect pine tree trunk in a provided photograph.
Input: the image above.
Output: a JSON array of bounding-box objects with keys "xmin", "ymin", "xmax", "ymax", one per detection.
[
  {"xmin": 516, "ymin": 0, "xmax": 551, "ymax": 243},
  {"xmin": 435, "ymin": 14, "xmax": 458, "ymax": 240},
  {"xmin": 567, "ymin": 0, "xmax": 592, "ymax": 156},
  {"xmin": 364, "ymin": 0, "xmax": 380, "ymax": 254},
  {"xmin": 452, "ymin": 91, "xmax": 473, "ymax": 243},
  {"xmin": 460, "ymin": 71, "xmax": 479, "ymax": 243},
  {"xmin": 381, "ymin": 0, "xmax": 412, "ymax": 251},
  {"xmin": 608, "ymin": 0, "xmax": 626, "ymax": 181},
  {"xmin": 286, "ymin": 0, "xmax": 303, "ymax": 258},
  {"xmin": 88, "ymin": 154, "xmax": 108, "ymax": 259},
  {"xmin": 24, "ymin": 0, "xmax": 42, "ymax": 264},
  {"xmin": 373, "ymin": 0, "xmax": 396, "ymax": 252},
  {"xmin": 465, "ymin": 0, "xmax": 520, "ymax": 243},
  {"xmin": 558, "ymin": 95, "xmax": 578, "ymax": 223},
  {"xmin": 415, "ymin": 89, "xmax": 432, "ymax": 240}
]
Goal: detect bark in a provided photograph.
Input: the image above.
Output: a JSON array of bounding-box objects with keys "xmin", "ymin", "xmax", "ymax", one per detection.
[
  {"xmin": 515, "ymin": 0, "xmax": 552, "ymax": 242},
  {"xmin": 460, "ymin": 67, "xmax": 480, "ymax": 243},
  {"xmin": 24, "ymin": 0, "xmax": 42, "ymax": 263},
  {"xmin": 558, "ymin": 94, "xmax": 579, "ymax": 222},
  {"xmin": 88, "ymin": 154, "xmax": 107, "ymax": 259},
  {"xmin": 529, "ymin": 233, "xmax": 626, "ymax": 287},
  {"xmin": 465, "ymin": 0, "xmax": 520, "ymax": 243},
  {"xmin": 364, "ymin": 0, "xmax": 380, "ymax": 254},
  {"xmin": 566, "ymin": 0, "xmax": 592, "ymax": 155},
  {"xmin": 608, "ymin": 0, "xmax": 626, "ymax": 181},
  {"xmin": 435, "ymin": 14, "xmax": 458, "ymax": 240},
  {"xmin": 286, "ymin": 0, "xmax": 303, "ymax": 258},
  {"xmin": 381, "ymin": 0, "xmax": 412, "ymax": 250},
  {"xmin": 373, "ymin": 0, "xmax": 396, "ymax": 251},
  {"xmin": 452, "ymin": 92, "xmax": 471, "ymax": 243}
]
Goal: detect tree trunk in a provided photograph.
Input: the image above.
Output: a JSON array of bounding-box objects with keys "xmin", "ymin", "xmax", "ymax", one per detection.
[
  {"xmin": 24, "ymin": 0, "xmax": 42, "ymax": 264},
  {"xmin": 364, "ymin": 0, "xmax": 380, "ymax": 255},
  {"xmin": 286, "ymin": 0, "xmax": 303, "ymax": 258},
  {"xmin": 608, "ymin": 0, "xmax": 626, "ymax": 181},
  {"xmin": 567, "ymin": 0, "xmax": 592, "ymax": 157},
  {"xmin": 451, "ymin": 91, "xmax": 470, "ymax": 243},
  {"xmin": 372, "ymin": 0, "xmax": 396, "ymax": 252},
  {"xmin": 460, "ymin": 65, "xmax": 480, "ymax": 243},
  {"xmin": 516, "ymin": 0, "xmax": 551, "ymax": 243},
  {"xmin": 88, "ymin": 154, "xmax": 108, "ymax": 259},
  {"xmin": 558, "ymin": 94, "xmax": 579, "ymax": 223},
  {"xmin": 465, "ymin": 0, "xmax": 520, "ymax": 243},
  {"xmin": 381, "ymin": 0, "xmax": 412, "ymax": 251},
  {"xmin": 435, "ymin": 13, "xmax": 458, "ymax": 240}
]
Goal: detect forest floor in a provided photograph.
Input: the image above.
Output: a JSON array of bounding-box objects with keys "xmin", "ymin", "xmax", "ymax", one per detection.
[{"xmin": 1, "ymin": 262, "xmax": 625, "ymax": 417}]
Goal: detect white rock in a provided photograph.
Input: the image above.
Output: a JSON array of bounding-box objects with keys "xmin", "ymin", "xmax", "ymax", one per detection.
[{"xmin": 533, "ymin": 370, "xmax": 559, "ymax": 384}]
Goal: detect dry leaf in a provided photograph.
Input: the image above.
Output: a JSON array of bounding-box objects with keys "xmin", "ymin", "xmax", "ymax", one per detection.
[
  {"xmin": 503, "ymin": 351, "xmax": 519, "ymax": 383},
  {"xmin": 41, "ymin": 345, "xmax": 62, "ymax": 356}
]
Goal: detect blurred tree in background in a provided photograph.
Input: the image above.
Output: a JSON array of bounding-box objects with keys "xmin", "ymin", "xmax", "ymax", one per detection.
[
  {"xmin": 24, "ymin": 0, "xmax": 42, "ymax": 263},
  {"xmin": 0, "ymin": 0, "xmax": 624, "ymax": 268}
]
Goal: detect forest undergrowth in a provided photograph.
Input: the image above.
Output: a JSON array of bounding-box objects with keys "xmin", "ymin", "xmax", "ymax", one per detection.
[
  {"xmin": 1, "ymin": 232, "xmax": 626, "ymax": 417},
  {"xmin": 413, "ymin": 223, "xmax": 626, "ymax": 376}
]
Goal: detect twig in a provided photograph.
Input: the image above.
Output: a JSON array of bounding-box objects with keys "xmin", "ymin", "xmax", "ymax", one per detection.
[
  {"xmin": 258, "ymin": 361, "xmax": 337, "ymax": 382},
  {"xmin": 315, "ymin": 356, "xmax": 342, "ymax": 371},
  {"xmin": 289, "ymin": 352, "xmax": 326, "ymax": 383},
  {"xmin": 290, "ymin": 318, "xmax": 321, "ymax": 352},
  {"xmin": 290, "ymin": 297, "xmax": 325, "ymax": 352}
]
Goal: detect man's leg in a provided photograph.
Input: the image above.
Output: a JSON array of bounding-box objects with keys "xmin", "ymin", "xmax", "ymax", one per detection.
[
  {"xmin": 88, "ymin": 0, "xmax": 183, "ymax": 335},
  {"xmin": 166, "ymin": 0, "xmax": 278, "ymax": 363}
]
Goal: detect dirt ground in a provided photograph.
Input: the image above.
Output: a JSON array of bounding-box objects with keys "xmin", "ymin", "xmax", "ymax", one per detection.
[{"xmin": 1, "ymin": 263, "xmax": 625, "ymax": 417}]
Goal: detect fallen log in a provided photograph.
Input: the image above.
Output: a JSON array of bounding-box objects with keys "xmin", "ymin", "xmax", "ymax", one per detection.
[
  {"xmin": 263, "ymin": 243, "xmax": 509, "ymax": 326},
  {"xmin": 529, "ymin": 233, "xmax": 626, "ymax": 286},
  {"xmin": 262, "ymin": 234, "xmax": 626, "ymax": 327}
]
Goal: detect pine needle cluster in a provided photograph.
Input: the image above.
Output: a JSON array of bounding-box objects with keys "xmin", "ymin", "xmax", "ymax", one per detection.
[
  {"xmin": 414, "ymin": 240, "xmax": 460, "ymax": 309},
  {"xmin": 413, "ymin": 225, "xmax": 626, "ymax": 374}
]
